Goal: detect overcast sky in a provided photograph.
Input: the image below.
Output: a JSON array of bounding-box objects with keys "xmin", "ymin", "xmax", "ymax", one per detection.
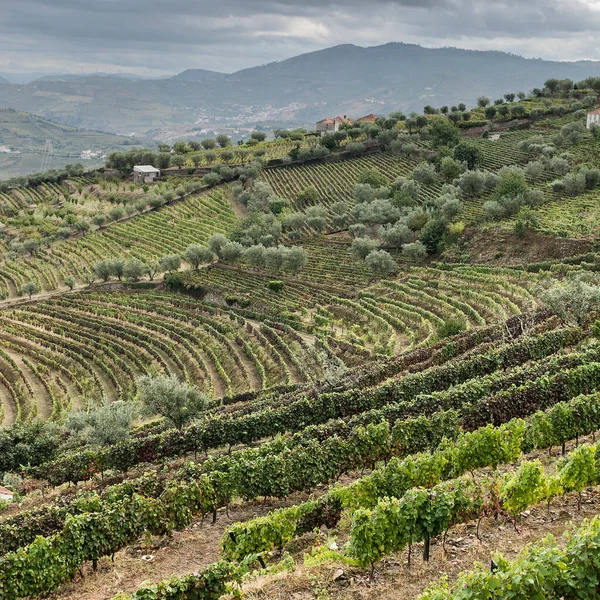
[{"xmin": 3, "ymin": 0, "xmax": 600, "ymax": 77}]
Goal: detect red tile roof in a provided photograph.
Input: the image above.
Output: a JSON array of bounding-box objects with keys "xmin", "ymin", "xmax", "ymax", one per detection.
[
  {"xmin": 589, "ymin": 108, "xmax": 600, "ymax": 115},
  {"xmin": 357, "ymin": 113, "xmax": 378, "ymax": 122},
  {"xmin": 0, "ymin": 486, "xmax": 13, "ymax": 497}
]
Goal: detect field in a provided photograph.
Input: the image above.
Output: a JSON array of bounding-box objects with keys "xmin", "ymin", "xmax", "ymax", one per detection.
[{"xmin": 1, "ymin": 97, "xmax": 600, "ymax": 600}]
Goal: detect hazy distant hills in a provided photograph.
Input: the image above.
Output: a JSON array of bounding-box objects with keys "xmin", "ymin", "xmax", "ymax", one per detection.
[
  {"xmin": 2, "ymin": 42, "xmax": 600, "ymax": 137},
  {"xmin": 0, "ymin": 109, "xmax": 148, "ymax": 179}
]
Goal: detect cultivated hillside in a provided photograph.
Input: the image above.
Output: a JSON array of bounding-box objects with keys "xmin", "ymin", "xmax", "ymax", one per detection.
[
  {"xmin": 0, "ymin": 86, "xmax": 600, "ymax": 600},
  {"xmin": 0, "ymin": 109, "xmax": 149, "ymax": 178}
]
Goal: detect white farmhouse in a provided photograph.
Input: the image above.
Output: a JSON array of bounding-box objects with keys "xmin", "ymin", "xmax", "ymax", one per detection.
[
  {"xmin": 133, "ymin": 165, "xmax": 160, "ymax": 184},
  {"xmin": 0, "ymin": 486, "xmax": 13, "ymax": 501},
  {"xmin": 316, "ymin": 115, "xmax": 352, "ymax": 134},
  {"xmin": 587, "ymin": 109, "xmax": 600, "ymax": 129}
]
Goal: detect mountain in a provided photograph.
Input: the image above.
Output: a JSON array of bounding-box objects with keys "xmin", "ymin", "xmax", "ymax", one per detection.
[
  {"xmin": 0, "ymin": 76, "xmax": 9, "ymax": 85},
  {"xmin": 172, "ymin": 69, "xmax": 226, "ymax": 82},
  {"xmin": 0, "ymin": 108, "xmax": 150, "ymax": 179},
  {"xmin": 2, "ymin": 42, "xmax": 600, "ymax": 137}
]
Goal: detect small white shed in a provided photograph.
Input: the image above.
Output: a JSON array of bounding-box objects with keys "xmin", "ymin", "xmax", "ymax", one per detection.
[
  {"xmin": 133, "ymin": 165, "xmax": 160, "ymax": 184},
  {"xmin": 586, "ymin": 109, "xmax": 600, "ymax": 129},
  {"xmin": 0, "ymin": 486, "xmax": 13, "ymax": 501}
]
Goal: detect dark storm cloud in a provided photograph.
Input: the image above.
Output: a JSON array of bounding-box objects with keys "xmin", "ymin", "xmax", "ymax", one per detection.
[{"xmin": 2, "ymin": 0, "xmax": 600, "ymax": 76}]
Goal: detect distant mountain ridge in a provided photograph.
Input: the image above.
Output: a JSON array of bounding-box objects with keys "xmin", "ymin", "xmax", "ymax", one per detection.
[{"xmin": 1, "ymin": 42, "xmax": 600, "ymax": 137}]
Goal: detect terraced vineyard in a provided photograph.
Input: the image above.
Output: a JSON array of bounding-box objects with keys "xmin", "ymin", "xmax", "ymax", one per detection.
[
  {"xmin": 6, "ymin": 309, "xmax": 600, "ymax": 600},
  {"xmin": 0, "ymin": 188, "xmax": 235, "ymax": 298},
  {"xmin": 2, "ymin": 99, "xmax": 600, "ymax": 600},
  {"xmin": 182, "ymin": 250, "xmax": 537, "ymax": 363},
  {"xmin": 261, "ymin": 152, "xmax": 444, "ymax": 211},
  {"xmin": 0, "ymin": 291, "xmax": 311, "ymax": 424}
]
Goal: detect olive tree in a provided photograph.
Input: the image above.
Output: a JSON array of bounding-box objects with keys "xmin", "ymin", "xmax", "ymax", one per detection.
[
  {"xmin": 20, "ymin": 280, "xmax": 39, "ymax": 299},
  {"xmin": 158, "ymin": 254, "xmax": 182, "ymax": 272},
  {"xmin": 123, "ymin": 258, "xmax": 146, "ymax": 282},
  {"xmin": 184, "ymin": 244, "xmax": 213, "ymax": 270},
  {"xmin": 365, "ymin": 249, "xmax": 398, "ymax": 276},
  {"xmin": 538, "ymin": 276, "xmax": 600, "ymax": 325},
  {"xmin": 138, "ymin": 375, "xmax": 209, "ymax": 429},
  {"xmin": 351, "ymin": 237, "xmax": 380, "ymax": 260}
]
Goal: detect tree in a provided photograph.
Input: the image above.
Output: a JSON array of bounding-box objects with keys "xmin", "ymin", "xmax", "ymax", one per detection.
[
  {"xmin": 351, "ymin": 237, "xmax": 380, "ymax": 259},
  {"xmin": 170, "ymin": 154, "xmax": 186, "ymax": 169},
  {"xmin": 107, "ymin": 258, "xmax": 125, "ymax": 281},
  {"xmin": 173, "ymin": 141, "xmax": 189, "ymax": 154},
  {"xmin": 156, "ymin": 153, "xmax": 171, "ymax": 170},
  {"xmin": 220, "ymin": 241, "xmax": 244, "ymax": 262},
  {"xmin": 284, "ymin": 246, "xmax": 308, "ymax": 275},
  {"xmin": 365, "ymin": 250, "xmax": 398, "ymax": 277},
  {"xmin": 358, "ymin": 169, "xmax": 389, "ymax": 188},
  {"xmin": 75, "ymin": 219, "xmax": 91, "ymax": 235},
  {"xmin": 264, "ymin": 246, "xmax": 284, "ymax": 272},
  {"xmin": 208, "ymin": 233, "xmax": 229, "ymax": 257},
  {"xmin": 429, "ymin": 118, "xmax": 459, "ymax": 147},
  {"xmin": 485, "ymin": 106, "xmax": 497, "ymax": 119},
  {"xmin": 216, "ymin": 134, "xmax": 231, "ymax": 148},
  {"xmin": 439, "ymin": 157, "xmax": 464, "ymax": 182},
  {"xmin": 250, "ymin": 131, "xmax": 267, "ymax": 142},
  {"xmin": 22, "ymin": 239, "xmax": 39, "ymax": 256},
  {"xmin": 381, "ymin": 222, "xmax": 413, "ymax": 247},
  {"xmin": 538, "ymin": 276, "xmax": 600, "ymax": 326},
  {"xmin": 504, "ymin": 93, "xmax": 516, "ymax": 103},
  {"xmin": 412, "ymin": 162, "xmax": 438, "ymax": 185},
  {"xmin": 64, "ymin": 275, "xmax": 75, "ymax": 290},
  {"xmin": 92, "ymin": 214, "xmax": 107, "ymax": 228},
  {"xmin": 184, "ymin": 244, "xmax": 213, "ymax": 270},
  {"xmin": 66, "ymin": 399, "xmax": 135, "ymax": 446},
  {"xmin": 109, "ymin": 206, "xmax": 125, "ymax": 221},
  {"xmin": 420, "ymin": 218, "xmax": 446, "ymax": 253},
  {"xmin": 138, "ymin": 375, "xmax": 209, "ymax": 429},
  {"xmin": 201, "ymin": 138, "xmax": 216, "ymax": 150},
  {"xmin": 245, "ymin": 244, "xmax": 266, "ymax": 269},
  {"xmin": 20, "ymin": 280, "xmax": 39, "ymax": 299},
  {"xmin": 145, "ymin": 262, "xmax": 162, "ymax": 281},
  {"xmin": 453, "ymin": 142, "xmax": 483, "ymax": 170},
  {"xmin": 123, "ymin": 258, "xmax": 146, "ymax": 282},
  {"xmin": 93, "ymin": 259, "xmax": 113, "ymax": 282},
  {"xmin": 477, "ymin": 96, "xmax": 490, "ymax": 108},
  {"xmin": 158, "ymin": 254, "xmax": 182, "ymax": 272}
]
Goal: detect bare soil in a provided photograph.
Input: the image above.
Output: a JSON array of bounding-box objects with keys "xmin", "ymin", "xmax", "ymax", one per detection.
[{"xmin": 465, "ymin": 227, "xmax": 594, "ymax": 266}]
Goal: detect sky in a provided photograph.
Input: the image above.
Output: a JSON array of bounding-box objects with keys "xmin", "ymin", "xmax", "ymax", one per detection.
[{"xmin": 3, "ymin": 0, "xmax": 600, "ymax": 78}]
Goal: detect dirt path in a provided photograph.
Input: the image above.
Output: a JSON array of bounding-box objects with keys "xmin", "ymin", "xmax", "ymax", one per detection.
[
  {"xmin": 242, "ymin": 488, "xmax": 600, "ymax": 600},
  {"xmin": 49, "ymin": 482, "xmax": 339, "ymax": 600}
]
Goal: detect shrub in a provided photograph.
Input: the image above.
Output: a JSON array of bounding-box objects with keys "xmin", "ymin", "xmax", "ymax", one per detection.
[
  {"xmin": 365, "ymin": 250, "xmax": 398, "ymax": 276},
  {"xmin": 268, "ymin": 280, "xmax": 284, "ymax": 292},
  {"xmin": 402, "ymin": 241, "xmax": 427, "ymax": 262},
  {"xmin": 138, "ymin": 375, "xmax": 209, "ymax": 429},
  {"xmin": 437, "ymin": 318, "xmax": 466, "ymax": 339}
]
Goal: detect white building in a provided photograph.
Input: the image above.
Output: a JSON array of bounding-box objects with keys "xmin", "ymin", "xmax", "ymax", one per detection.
[
  {"xmin": 587, "ymin": 109, "xmax": 600, "ymax": 129},
  {"xmin": 133, "ymin": 165, "xmax": 160, "ymax": 184},
  {"xmin": 0, "ymin": 486, "xmax": 13, "ymax": 501},
  {"xmin": 316, "ymin": 115, "xmax": 352, "ymax": 134}
]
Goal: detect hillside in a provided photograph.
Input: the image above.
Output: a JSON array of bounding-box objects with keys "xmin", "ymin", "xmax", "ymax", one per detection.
[
  {"xmin": 0, "ymin": 92, "xmax": 600, "ymax": 600},
  {"xmin": 2, "ymin": 43, "xmax": 600, "ymax": 137},
  {"xmin": 0, "ymin": 109, "xmax": 149, "ymax": 179}
]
